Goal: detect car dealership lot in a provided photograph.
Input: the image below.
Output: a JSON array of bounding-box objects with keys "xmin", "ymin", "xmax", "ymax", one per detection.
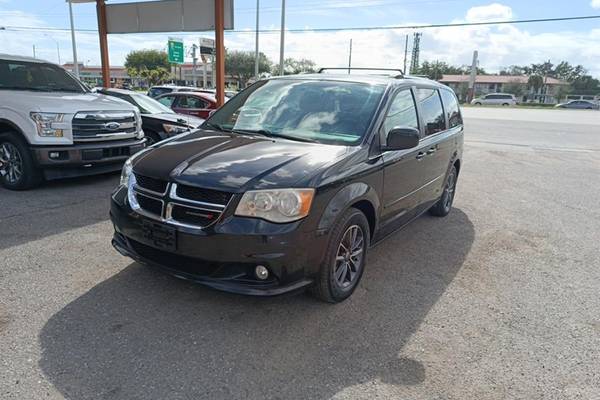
[{"xmin": 1, "ymin": 108, "xmax": 599, "ymax": 399}]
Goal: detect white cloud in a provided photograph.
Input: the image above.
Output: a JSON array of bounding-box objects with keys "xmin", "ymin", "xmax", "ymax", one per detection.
[
  {"xmin": 591, "ymin": 0, "xmax": 600, "ymax": 9},
  {"xmin": 465, "ymin": 3, "xmax": 513, "ymax": 22}
]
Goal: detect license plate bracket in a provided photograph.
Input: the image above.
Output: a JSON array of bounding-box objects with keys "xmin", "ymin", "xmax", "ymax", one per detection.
[{"xmin": 140, "ymin": 219, "xmax": 177, "ymax": 251}]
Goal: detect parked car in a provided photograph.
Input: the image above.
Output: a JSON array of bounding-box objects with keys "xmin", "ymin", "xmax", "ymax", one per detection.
[
  {"xmin": 147, "ymin": 85, "xmax": 204, "ymax": 98},
  {"xmin": 111, "ymin": 71, "xmax": 463, "ymax": 302},
  {"xmin": 155, "ymin": 91, "xmax": 218, "ymax": 119},
  {"xmin": 555, "ymin": 100, "xmax": 599, "ymax": 110},
  {"xmin": 97, "ymin": 88, "xmax": 204, "ymax": 145},
  {"xmin": 0, "ymin": 54, "xmax": 145, "ymax": 190},
  {"xmin": 471, "ymin": 93, "xmax": 517, "ymax": 106}
]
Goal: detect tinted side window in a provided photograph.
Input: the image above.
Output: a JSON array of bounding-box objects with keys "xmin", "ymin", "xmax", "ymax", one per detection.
[
  {"xmin": 415, "ymin": 88, "xmax": 446, "ymax": 135},
  {"xmin": 178, "ymin": 96, "xmax": 207, "ymax": 109},
  {"xmin": 382, "ymin": 89, "xmax": 418, "ymax": 136},
  {"xmin": 440, "ymin": 89, "xmax": 463, "ymax": 128},
  {"xmin": 157, "ymin": 95, "xmax": 175, "ymax": 107}
]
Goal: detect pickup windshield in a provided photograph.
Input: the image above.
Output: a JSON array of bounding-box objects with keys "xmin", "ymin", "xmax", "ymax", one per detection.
[
  {"xmin": 0, "ymin": 60, "xmax": 87, "ymax": 93},
  {"xmin": 204, "ymin": 79, "xmax": 385, "ymax": 146}
]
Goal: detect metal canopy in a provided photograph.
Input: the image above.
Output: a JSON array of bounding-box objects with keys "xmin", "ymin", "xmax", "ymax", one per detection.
[{"xmin": 105, "ymin": 0, "xmax": 234, "ymax": 34}]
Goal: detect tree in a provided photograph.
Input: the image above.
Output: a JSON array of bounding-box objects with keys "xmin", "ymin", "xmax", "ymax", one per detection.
[
  {"xmin": 528, "ymin": 74, "xmax": 544, "ymax": 99},
  {"xmin": 225, "ymin": 50, "xmax": 271, "ymax": 87},
  {"xmin": 273, "ymin": 58, "xmax": 317, "ymax": 75},
  {"xmin": 503, "ymin": 79, "xmax": 526, "ymax": 97},
  {"xmin": 124, "ymin": 49, "xmax": 171, "ymax": 85},
  {"xmin": 415, "ymin": 61, "xmax": 485, "ymax": 80}
]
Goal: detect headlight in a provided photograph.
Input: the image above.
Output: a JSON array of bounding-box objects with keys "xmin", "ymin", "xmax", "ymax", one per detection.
[
  {"xmin": 163, "ymin": 123, "xmax": 189, "ymax": 135},
  {"xmin": 235, "ymin": 188, "xmax": 315, "ymax": 223},
  {"xmin": 120, "ymin": 157, "xmax": 133, "ymax": 187},
  {"xmin": 30, "ymin": 112, "xmax": 66, "ymax": 137}
]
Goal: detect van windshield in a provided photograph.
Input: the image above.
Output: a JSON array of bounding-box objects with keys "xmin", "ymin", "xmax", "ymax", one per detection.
[
  {"xmin": 0, "ymin": 60, "xmax": 87, "ymax": 93},
  {"xmin": 205, "ymin": 79, "xmax": 385, "ymax": 146}
]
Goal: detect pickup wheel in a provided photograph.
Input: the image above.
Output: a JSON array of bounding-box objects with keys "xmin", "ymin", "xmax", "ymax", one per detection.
[
  {"xmin": 0, "ymin": 133, "xmax": 42, "ymax": 190},
  {"xmin": 311, "ymin": 207, "xmax": 370, "ymax": 303},
  {"xmin": 429, "ymin": 165, "xmax": 457, "ymax": 217}
]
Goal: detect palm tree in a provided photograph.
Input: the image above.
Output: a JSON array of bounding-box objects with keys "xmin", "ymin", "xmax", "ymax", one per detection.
[{"xmin": 528, "ymin": 75, "xmax": 544, "ymax": 102}]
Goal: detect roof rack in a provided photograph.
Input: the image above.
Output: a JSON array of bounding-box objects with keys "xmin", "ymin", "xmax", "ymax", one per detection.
[{"xmin": 317, "ymin": 67, "xmax": 404, "ymax": 78}]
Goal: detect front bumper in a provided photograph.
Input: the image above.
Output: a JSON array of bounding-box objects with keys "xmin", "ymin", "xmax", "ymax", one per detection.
[
  {"xmin": 110, "ymin": 188, "xmax": 324, "ymax": 296},
  {"xmin": 31, "ymin": 138, "xmax": 146, "ymax": 180}
]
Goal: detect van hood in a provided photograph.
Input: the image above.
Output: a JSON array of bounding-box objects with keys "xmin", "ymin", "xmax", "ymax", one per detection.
[
  {"xmin": 8, "ymin": 90, "xmax": 138, "ymax": 114},
  {"xmin": 132, "ymin": 129, "xmax": 350, "ymax": 191}
]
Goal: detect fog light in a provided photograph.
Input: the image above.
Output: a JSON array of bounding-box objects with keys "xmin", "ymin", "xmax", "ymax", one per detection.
[{"xmin": 255, "ymin": 265, "xmax": 269, "ymax": 280}]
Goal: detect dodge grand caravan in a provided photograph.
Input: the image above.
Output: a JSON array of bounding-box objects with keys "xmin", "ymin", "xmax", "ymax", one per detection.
[{"xmin": 111, "ymin": 69, "xmax": 464, "ymax": 302}]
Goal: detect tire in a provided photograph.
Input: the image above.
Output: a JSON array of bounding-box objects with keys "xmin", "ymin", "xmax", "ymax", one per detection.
[
  {"xmin": 474, "ymin": 102, "xmax": 482, "ymax": 106},
  {"xmin": 502, "ymin": 103, "xmax": 510, "ymax": 106},
  {"xmin": 0, "ymin": 132, "xmax": 42, "ymax": 190},
  {"xmin": 311, "ymin": 207, "xmax": 370, "ymax": 303},
  {"xmin": 429, "ymin": 165, "xmax": 458, "ymax": 217}
]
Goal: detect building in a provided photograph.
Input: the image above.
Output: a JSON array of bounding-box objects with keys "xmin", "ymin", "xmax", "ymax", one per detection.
[
  {"xmin": 62, "ymin": 62, "xmax": 238, "ymax": 89},
  {"xmin": 439, "ymin": 74, "xmax": 570, "ymax": 104}
]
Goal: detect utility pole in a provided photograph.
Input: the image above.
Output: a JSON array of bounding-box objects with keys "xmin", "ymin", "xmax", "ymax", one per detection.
[
  {"xmin": 467, "ymin": 50, "xmax": 478, "ymax": 103},
  {"xmin": 347, "ymin": 39, "xmax": 352, "ymax": 74},
  {"xmin": 67, "ymin": 0, "xmax": 79, "ymax": 78},
  {"xmin": 254, "ymin": 0, "xmax": 260, "ymax": 78},
  {"xmin": 403, "ymin": 34, "xmax": 409, "ymax": 74},
  {"xmin": 214, "ymin": 0, "xmax": 225, "ymax": 106},
  {"xmin": 279, "ymin": 0, "xmax": 285, "ymax": 76},
  {"xmin": 191, "ymin": 44, "xmax": 198, "ymax": 87},
  {"xmin": 32, "ymin": 45, "xmax": 36, "ymax": 58},
  {"xmin": 96, "ymin": 0, "xmax": 110, "ymax": 88}
]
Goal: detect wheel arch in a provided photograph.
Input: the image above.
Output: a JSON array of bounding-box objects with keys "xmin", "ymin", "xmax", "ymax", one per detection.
[
  {"xmin": 317, "ymin": 182, "xmax": 380, "ymax": 239},
  {"xmin": 0, "ymin": 119, "xmax": 30, "ymax": 144}
]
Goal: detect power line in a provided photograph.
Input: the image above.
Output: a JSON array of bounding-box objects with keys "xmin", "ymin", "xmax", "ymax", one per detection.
[{"xmin": 1, "ymin": 14, "xmax": 600, "ymax": 35}]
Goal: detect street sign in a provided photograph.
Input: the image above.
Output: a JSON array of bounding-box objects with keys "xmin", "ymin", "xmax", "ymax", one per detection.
[
  {"xmin": 168, "ymin": 38, "xmax": 184, "ymax": 64},
  {"xmin": 200, "ymin": 38, "xmax": 215, "ymax": 56}
]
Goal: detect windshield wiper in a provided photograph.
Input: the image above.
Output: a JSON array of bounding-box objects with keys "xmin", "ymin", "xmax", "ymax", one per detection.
[{"xmin": 234, "ymin": 129, "xmax": 318, "ymax": 143}]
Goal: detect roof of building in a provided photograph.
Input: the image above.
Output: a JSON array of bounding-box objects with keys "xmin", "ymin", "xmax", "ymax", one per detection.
[{"xmin": 439, "ymin": 74, "xmax": 568, "ymax": 85}]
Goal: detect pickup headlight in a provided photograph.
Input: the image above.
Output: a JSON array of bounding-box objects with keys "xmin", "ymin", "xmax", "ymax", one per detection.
[
  {"xmin": 120, "ymin": 157, "xmax": 133, "ymax": 187},
  {"xmin": 30, "ymin": 112, "xmax": 66, "ymax": 137},
  {"xmin": 235, "ymin": 188, "xmax": 315, "ymax": 223},
  {"xmin": 163, "ymin": 123, "xmax": 189, "ymax": 135}
]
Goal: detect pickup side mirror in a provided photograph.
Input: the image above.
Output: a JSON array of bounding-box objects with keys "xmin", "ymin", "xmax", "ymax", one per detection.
[{"xmin": 383, "ymin": 127, "xmax": 420, "ymax": 151}]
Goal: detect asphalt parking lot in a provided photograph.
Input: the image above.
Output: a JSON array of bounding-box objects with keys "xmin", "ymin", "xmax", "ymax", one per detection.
[{"xmin": 1, "ymin": 108, "xmax": 599, "ymax": 399}]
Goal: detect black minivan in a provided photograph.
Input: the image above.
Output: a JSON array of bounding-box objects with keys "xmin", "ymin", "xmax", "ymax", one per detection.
[{"xmin": 110, "ymin": 70, "xmax": 463, "ymax": 302}]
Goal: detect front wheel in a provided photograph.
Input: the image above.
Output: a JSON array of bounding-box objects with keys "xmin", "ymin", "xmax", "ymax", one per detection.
[
  {"xmin": 429, "ymin": 165, "xmax": 458, "ymax": 217},
  {"xmin": 311, "ymin": 208, "xmax": 370, "ymax": 303},
  {"xmin": 0, "ymin": 133, "xmax": 42, "ymax": 190}
]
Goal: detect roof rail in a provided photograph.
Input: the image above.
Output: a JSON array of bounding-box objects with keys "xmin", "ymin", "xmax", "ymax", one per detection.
[{"xmin": 317, "ymin": 67, "xmax": 404, "ymax": 78}]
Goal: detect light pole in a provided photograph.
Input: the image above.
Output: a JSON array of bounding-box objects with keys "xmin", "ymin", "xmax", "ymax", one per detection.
[
  {"xmin": 278, "ymin": 0, "xmax": 285, "ymax": 76},
  {"xmin": 254, "ymin": 0, "xmax": 260, "ymax": 78},
  {"xmin": 45, "ymin": 34, "xmax": 61, "ymax": 65},
  {"xmin": 67, "ymin": 0, "xmax": 79, "ymax": 78}
]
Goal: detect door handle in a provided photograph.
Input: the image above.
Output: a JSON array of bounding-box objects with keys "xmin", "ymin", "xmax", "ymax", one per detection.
[
  {"xmin": 416, "ymin": 152, "xmax": 426, "ymax": 160},
  {"xmin": 426, "ymin": 147, "xmax": 437, "ymax": 155}
]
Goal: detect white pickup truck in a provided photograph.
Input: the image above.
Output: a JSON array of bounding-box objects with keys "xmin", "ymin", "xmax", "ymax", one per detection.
[{"xmin": 0, "ymin": 54, "xmax": 146, "ymax": 190}]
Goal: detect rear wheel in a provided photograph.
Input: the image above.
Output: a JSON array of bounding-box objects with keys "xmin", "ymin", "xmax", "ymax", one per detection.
[
  {"xmin": 0, "ymin": 133, "xmax": 42, "ymax": 190},
  {"xmin": 312, "ymin": 208, "xmax": 370, "ymax": 303},
  {"xmin": 502, "ymin": 103, "xmax": 510, "ymax": 106},
  {"xmin": 429, "ymin": 165, "xmax": 457, "ymax": 217},
  {"xmin": 474, "ymin": 102, "xmax": 482, "ymax": 106}
]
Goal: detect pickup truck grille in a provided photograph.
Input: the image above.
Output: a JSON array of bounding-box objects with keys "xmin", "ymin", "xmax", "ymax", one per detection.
[{"xmin": 72, "ymin": 111, "xmax": 137, "ymax": 141}]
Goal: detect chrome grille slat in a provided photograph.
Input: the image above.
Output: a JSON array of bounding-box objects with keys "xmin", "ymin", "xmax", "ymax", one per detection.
[
  {"xmin": 128, "ymin": 179, "xmax": 234, "ymax": 230},
  {"xmin": 72, "ymin": 110, "xmax": 137, "ymax": 141}
]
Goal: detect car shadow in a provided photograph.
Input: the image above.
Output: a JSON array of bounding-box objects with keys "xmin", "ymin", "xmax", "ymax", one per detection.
[
  {"xmin": 39, "ymin": 209, "xmax": 474, "ymax": 400},
  {"xmin": 0, "ymin": 173, "xmax": 118, "ymax": 250}
]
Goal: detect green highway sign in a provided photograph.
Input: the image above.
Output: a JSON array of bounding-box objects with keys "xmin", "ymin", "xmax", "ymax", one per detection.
[{"xmin": 168, "ymin": 38, "xmax": 184, "ymax": 64}]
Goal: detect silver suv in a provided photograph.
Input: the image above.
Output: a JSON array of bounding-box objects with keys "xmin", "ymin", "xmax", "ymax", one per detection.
[{"xmin": 471, "ymin": 93, "xmax": 517, "ymax": 106}]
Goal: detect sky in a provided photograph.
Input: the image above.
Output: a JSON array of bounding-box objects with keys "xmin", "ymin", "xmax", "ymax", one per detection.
[{"xmin": 0, "ymin": 0, "xmax": 599, "ymax": 77}]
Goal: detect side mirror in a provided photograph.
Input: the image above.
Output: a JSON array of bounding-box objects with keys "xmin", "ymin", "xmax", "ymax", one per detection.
[{"xmin": 383, "ymin": 127, "xmax": 420, "ymax": 151}]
